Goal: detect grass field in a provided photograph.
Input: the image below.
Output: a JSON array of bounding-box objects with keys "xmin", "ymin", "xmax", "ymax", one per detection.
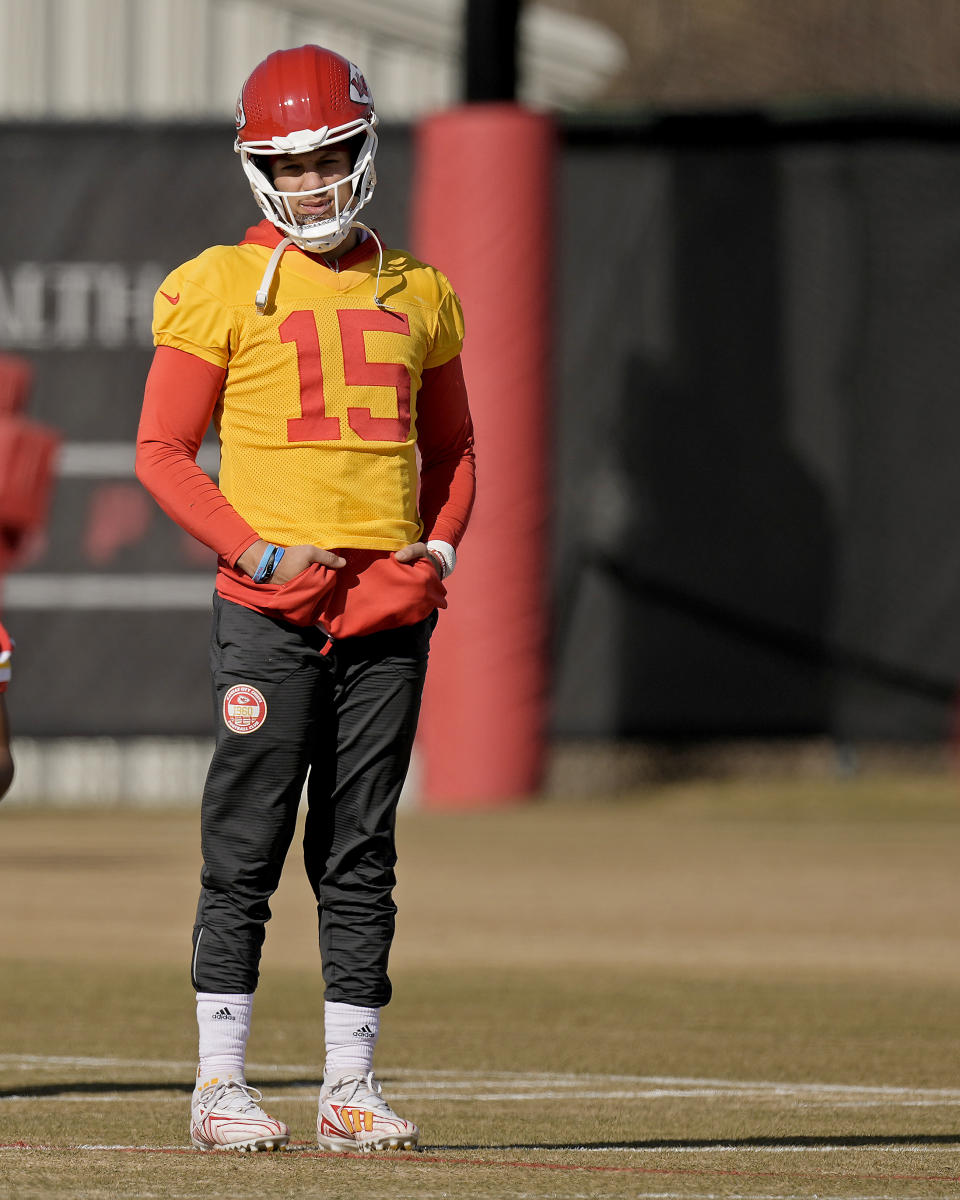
[{"xmin": 2, "ymin": 774, "xmax": 960, "ymax": 1198}]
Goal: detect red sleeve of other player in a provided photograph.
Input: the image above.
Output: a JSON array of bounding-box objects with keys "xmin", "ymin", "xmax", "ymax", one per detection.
[
  {"xmin": 135, "ymin": 346, "xmax": 260, "ymax": 565},
  {"xmin": 0, "ymin": 619, "xmax": 11, "ymax": 693},
  {"xmin": 416, "ymin": 355, "xmax": 476, "ymax": 547}
]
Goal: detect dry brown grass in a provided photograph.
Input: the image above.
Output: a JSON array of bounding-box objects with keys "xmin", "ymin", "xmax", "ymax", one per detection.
[{"xmin": 2, "ymin": 776, "xmax": 960, "ymax": 1197}]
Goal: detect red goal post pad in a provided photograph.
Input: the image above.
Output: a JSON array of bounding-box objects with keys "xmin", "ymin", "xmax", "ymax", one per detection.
[
  {"xmin": 412, "ymin": 104, "xmax": 556, "ymax": 808},
  {"xmin": 0, "ymin": 353, "xmax": 34, "ymax": 417},
  {"xmin": 0, "ymin": 414, "xmax": 61, "ymax": 533}
]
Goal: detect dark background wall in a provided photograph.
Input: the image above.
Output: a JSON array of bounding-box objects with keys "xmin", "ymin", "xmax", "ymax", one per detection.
[
  {"xmin": 2, "ymin": 114, "xmax": 959, "ymax": 741},
  {"xmin": 552, "ymin": 115, "xmax": 960, "ymax": 744}
]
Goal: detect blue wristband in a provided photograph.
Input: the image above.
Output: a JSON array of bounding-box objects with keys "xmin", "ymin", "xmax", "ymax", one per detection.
[
  {"xmin": 252, "ymin": 544, "xmax": 276, "ymax": 582},
  {"xmin": 253, "ymin": 544, "xmax": 284, "ymax": 583}
]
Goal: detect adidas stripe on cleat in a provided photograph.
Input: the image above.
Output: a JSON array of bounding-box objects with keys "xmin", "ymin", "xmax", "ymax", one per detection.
[
  {"xmin": 190, "ymin": 1077, "xmax": 289, "ymax": 1152},
  {"xmin": 317, "ymin": 1071, "xmax": 419, "ymax": 1153}
]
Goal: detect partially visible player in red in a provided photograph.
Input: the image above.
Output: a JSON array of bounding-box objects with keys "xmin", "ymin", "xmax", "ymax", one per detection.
[
  {"xmin": 136, "ymin": 45, "xmax": 474, "ymax": 1154},
  {"xmin": 0, "ymin": 620, "xmax": 12, "ymax": 799}
]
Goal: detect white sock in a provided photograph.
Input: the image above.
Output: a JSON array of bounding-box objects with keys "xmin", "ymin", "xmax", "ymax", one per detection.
[
  {"xmin": 196, "ymin": 992, "xmax": 252, "ymax": 1085},
  {"xmin": 324, "ymin": 1001, "xmax": 379, "ymax": 1084}
]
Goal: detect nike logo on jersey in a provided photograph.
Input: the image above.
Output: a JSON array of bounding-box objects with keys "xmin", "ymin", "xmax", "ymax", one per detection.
[{"xmin": 159, "ymin": 289, "xmax": 180, "ymax": 305}]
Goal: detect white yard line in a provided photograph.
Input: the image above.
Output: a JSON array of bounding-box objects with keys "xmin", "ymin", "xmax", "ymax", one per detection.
[
  {"xmin": 3, "ymin": 1061, "xmax": 959, "ymax": 1198},
  {"xmin": 5, "ymin": 1060, "xmax": 960, "ymax": 1104},
  {"xmin": 0, "ymin": 1054, "xmax": 194, "ymax": 1070},
  {"xmin": 4, "ymin": 1055, "xmax": 960, "ymax": 1109}
]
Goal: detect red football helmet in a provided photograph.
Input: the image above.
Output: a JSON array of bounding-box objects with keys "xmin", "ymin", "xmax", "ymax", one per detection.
[{"xmin": 235, "ymin": 45, "xmax": 379, "ymax": 252}]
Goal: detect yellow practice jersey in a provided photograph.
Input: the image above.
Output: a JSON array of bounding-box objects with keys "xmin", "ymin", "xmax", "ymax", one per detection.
[{"xmin": 152, "ymin": 226, "xmax": 464, "ymax": 550}]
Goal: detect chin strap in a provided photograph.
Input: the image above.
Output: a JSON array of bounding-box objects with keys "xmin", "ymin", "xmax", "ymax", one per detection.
[
  {"xmin": 255, "ymin": 237, "xmax": 293, "ymax": 312},
  {"xmin": 354, "ymin": 223, "xmax": 399, "ymax": 313}
]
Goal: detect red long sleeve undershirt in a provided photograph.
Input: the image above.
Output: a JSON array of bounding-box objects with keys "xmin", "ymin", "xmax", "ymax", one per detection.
[
  {"xmin": 416, "ymin": 354, "xmax": 476, "ymax": 547},
  {"xmin": 135, "ymin": 344, "xmax": 476, "ymax": 564}
]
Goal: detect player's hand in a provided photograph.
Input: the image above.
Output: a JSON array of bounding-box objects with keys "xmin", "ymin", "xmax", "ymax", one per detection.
[
  {"xmin": 238, "ymin": 540, "xmax": 345, "ymax": 583},
  {"xmin": 394, "ymin": 542, "xmax": 443, "ymax": 578},
  {"xmin": 271, "ymin": 543, "xmax": 345, "ymax": 583}
]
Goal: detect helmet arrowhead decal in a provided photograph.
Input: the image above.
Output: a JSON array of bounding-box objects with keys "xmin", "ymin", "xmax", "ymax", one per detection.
[{"xmin": 349, "ymin": 62, "xmax": 373, "ymax": 105}]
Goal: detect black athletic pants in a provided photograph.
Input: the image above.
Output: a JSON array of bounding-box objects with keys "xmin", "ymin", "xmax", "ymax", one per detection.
[{"xmin": 191, "ymin": 594, "xmax": 434, "ymax": 1006}]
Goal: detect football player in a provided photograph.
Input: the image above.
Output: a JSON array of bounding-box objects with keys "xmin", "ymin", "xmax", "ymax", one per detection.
[{"xmin": 136, "ymin": 45, "xmax": 475, "ymax": 1153}]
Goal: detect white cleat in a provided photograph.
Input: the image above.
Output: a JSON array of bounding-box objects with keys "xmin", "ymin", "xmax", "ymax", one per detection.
[
  {"xmin": 317, "ymin": 1071, "xmax": 419, "ymax": 1153},
  {"xmin": 190, "ymin": 1077, "xmax": 289, "ymax": 1152}
]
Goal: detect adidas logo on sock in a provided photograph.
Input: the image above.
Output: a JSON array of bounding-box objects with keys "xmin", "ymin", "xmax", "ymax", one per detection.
[
  {"xmin": 352, "ymin": 1023, "xmax": 376, "ymax": 1040},
  {"xmin": 211, "ymin": 1006, "xmax": 236, "ymax": 1021}
]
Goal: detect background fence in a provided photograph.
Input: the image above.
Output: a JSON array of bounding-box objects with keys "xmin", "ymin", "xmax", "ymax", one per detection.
[{"xmin": 2, "ymin": 112, "xmax": 960, "ymax": 757}]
